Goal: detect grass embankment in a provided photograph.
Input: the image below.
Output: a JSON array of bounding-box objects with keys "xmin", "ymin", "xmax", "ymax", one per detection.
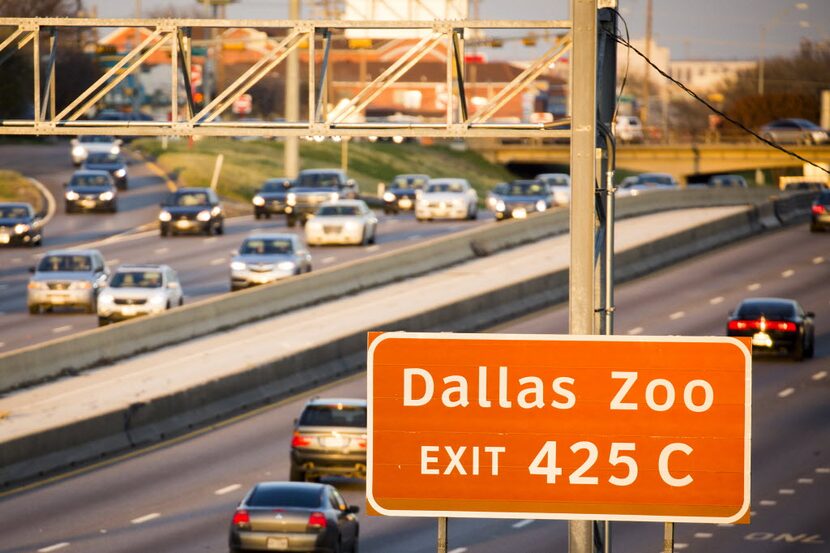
[
  {"xmin": 132, "ymin": 138, "xmax": 516, "ymax": 204},
  {"xmin": 0, "ymin": 170, "xmax": 43, "ymax": 212}
]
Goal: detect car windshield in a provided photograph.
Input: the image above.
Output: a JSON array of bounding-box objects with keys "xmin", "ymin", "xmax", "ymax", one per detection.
[
  {"xmin": 79, "ymin": 136, "xmax": 114, "ymax": 143},
  {"xmin": 247, "ymin": 486, "xmax": 322, "ymax": 508},
  {"xmin": 71, "ymin": 174, "xmax": 111, "ymax": 187},
  {"xmin": 737, "ymin": 301, "xmax": 796, "ymax": 319},
  {"xmin": 86, "ymin": 153, "xmax": 121, "ymax": 164},
  {"xmin": 0, "ymin": 206, "xmax": 30, "ymax": 218},
  {"xmin": 640, "ymin": 175, "xmax": 674, "ymax": 185},
  {"xmin": 169, "ymin": 192, "xmax": 209, "ymax": 206},
  {"xmin": 539, "ymin": 175, "xmax": 569, "ymax": 187},
  {"xmin": 426, "ymin": 182, "xmax": 465, "ymax": 193},
  {"xmin": 505, "ymin": 182, "xmax": 546, "ymax": 196},
  {"xmin": 37, "ymin": 255, "xmax": 92, "ymax": 272},
  {"xmin": 392, "ymin": 176, "xmax": 427, "ymax": 189},
  {"xmin": 299, "ymin": 405, "xmax": 367, "ymax": 427},
  {"xmin": 317, "ymin": 205, "xmax": 360, "ymax": 216},
  {"xmin": 297, "ymin": 173, "xmax": 342, "ymax": 187},
  {"xmin": 110, "ymin": 271, "xmax": 163, "ymax": 288},
  {"xmin": 263, "ymin": 180, "xmax": 291, "ymax": 192},
  {"xmin": 240, "ymin": 238, "xmax": 293, "ymax": 255},
  {"xmin": 791, "ymin": 119, "xmax": 820, "ymax": 129}
]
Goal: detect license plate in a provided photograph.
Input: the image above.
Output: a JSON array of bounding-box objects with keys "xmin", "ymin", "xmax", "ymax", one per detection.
[
  {"xmin": 175, "ymin": 220, "xmax": 192, "ymax": 229},
  {"xmin": 322, "ymin": 436, "xmax": 346, "ymax": 448},
  {"xmin": 121, "ymin": 306, "xmax": 137, "ymax": 316},
  {"xmin": 512, "ymin": 208, "xmax": 528, "ymax": 219},
  {"xmin": 752, "ymin": 332, "xmax": 773, "ymax": 348},
  {"xmin": 254, "ymin": 275, "xmax": 274, "ymax": 284},
  {"xmin": 49, "ymin": 295, "xmax": 66, "ymax": 304},
  {"xmin": 0, "ymin": 233, "xmax": 9, "ymax": 244},
  {"xmin": 266, "ymin": 537, "xmax": 289, "ymax": 550},
  {"xmin": 398, "ymin": 198, "xmax": 412, "ymax": 209},
  {"xmin": 80, "ymin": 199, "xmax": 96, "ymax": 208}
]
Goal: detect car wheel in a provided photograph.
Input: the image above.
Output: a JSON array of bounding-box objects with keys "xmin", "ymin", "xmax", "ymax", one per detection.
[
  {"xmin": 369, "ymin": 227, "xmax": 376, "ymax": 245},
  {"xmin": 98, "ymin": 317, "xmax": 109, "ymax": 327},
  {"xmin": 28, "ymin": 304, "xmax": 39, "ymax": 315},
  {"xmin": 791, "ymin": 340, "xmax": 805, "ymax": 362},
  {"xmin": 216, "ymin": 223, "xmax": 225, "ymax": 235},
  {"xmin": 179, "ymin": 297, "xmax": 184, "ymax": 306},
  {"xmin": 65, "ymin": 203, "xmax": 74, "ymax": 214},
  {"xmin": 289, "ymin": 464, "xmax": 305, "ymax": 482},
  {"xmin": 160, "ymin": 226, "xmax": 169, "ymax": 237}
]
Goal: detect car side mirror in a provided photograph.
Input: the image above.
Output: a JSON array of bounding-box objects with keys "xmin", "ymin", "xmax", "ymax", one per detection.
[{"xmin": 347, "ymin": 505, "xmax": 360, "ymax": 514}]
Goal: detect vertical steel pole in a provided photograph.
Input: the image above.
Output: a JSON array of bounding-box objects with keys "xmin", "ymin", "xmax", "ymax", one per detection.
[
  {"xmin": 569, "ymin": 0, "xmax": 597, "ymax": 550},
  {"xmin": 285, "ymin": 0, "xmax": 301, "ymax": 178},
  {"xmin": 49, "ymin": 29, "xmax": 56, "ymax": 120},
  {"xmin": 437, "ymin": 517, "xmax": 448, "ymax": 553},
  {"xmin": 32, "ymin": 28, "xmax": 40, "ymax": 124},
  {"xmin": 663, "ymin": 522, "xmax": 675, "ymax": 553},
  {"xmin": 170, "ymin": 31, "xmax": 178, "ymax": 124}
]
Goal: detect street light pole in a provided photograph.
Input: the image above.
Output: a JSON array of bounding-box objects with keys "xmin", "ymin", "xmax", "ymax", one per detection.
[{"xmin": 285, "ymin": 0, "xmax": 300, "ymax": 178}]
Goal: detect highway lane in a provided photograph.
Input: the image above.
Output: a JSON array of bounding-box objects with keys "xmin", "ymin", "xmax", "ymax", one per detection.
[
  {"xmin": 0, "ymin": 224, "xmax": 827, "ymax": 553},
  {"xmin": 0, "ymin": 209, "xmax": 493, "ymax": 352}
]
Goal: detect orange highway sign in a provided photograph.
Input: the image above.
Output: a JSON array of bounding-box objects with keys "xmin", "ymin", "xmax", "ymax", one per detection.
[{"xmin": 367, "ymin": 332, "xmax": 751, "ymax": 523}]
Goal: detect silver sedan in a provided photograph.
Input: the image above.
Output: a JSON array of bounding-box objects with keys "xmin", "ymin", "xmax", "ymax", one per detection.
[{"xmin": 230, "ymin": 233, "xmax": 312, "ymax": 291}]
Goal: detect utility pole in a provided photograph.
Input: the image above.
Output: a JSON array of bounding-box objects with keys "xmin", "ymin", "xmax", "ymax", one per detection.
[
  {"xmin": 641, "ymin": 0, "xmax": 652, "ymax": 126},
  {"xmin": 285, "ymin": 0, "xmax": 300, "ymax": 178},
  {"xmin": 569, "ymin": 1, "xmax": 598, "ymax": 551}
]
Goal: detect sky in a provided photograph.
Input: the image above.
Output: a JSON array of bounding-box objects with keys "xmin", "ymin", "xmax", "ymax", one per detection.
[{"xmin": 93, "ymin": 0, "xmax": 830, "ymax": 62}]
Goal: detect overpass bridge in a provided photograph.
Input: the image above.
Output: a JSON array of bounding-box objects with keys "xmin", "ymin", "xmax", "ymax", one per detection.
[{"xmin": 470, "ymin": 140, "xmax": 830, "ymax": 183}]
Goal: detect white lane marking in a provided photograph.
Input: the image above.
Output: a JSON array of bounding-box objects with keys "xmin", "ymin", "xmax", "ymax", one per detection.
[
  {"xmin": 779, "ymin": 488, "xmax": 795, "ymax": 495},
  {"xmin": 750, "ymin": 511, "xmax": 757, "ymax": 517},
  {"xmin": 759, "ymin": 499, "xmax": 777, "ymax": 506},
  {"xmin": 322, "ymin": 256, "xmax": 336, "ymax": 264},
  {"xmin": 512, "ymin": 519, "xmax": 534, "ymax": 529},
  {"xmin": 210, "ymin": 258, "xmax": 226, "ymax": 266},
  {"xmin": 154, "ymin": 247, "xmax": 169, "ymax": 254},
  {"xmin": 215, "ymin": 484, "xmax": 242, "ymax": 495},
  {"xmin": 798, "ymin": 478, "xmax": 814, "ymax": 484},
  {"xmin": 781, "ymin": 269, "xmax": 795, "ymax": 278},
  {"xmin": 674, "ymin": 545, "xmax": 689, "ymax": 550},
  {"xmin": 709, "ymin": 296, "xmax": 724, "ymax": 305},
  {"xmin": 813, "ymin": 256, "xmax": 824, "ymax": 264},
  {"xmin": 778, "ymin": 387, "xmax": 795, "ymax": 398},
  {"xmin": 627, "ymin": 326, "xmax": 644, "ymax": 335},
  {"xmin": 669, "ymin": 311, "xmax": 685, "ymax": 320},
  {"xmin": 694, "ymin": 533, "xmax": 713, "ymax": 539},
  {"xmin": 204, "ymin": 237, "xmax": 218, "ymax": 244},
  {"xmin": 815, "ymin": 467, "xmax": 830, "ymax": 474},
  {"xmin": 812, "ymin": 371, "xmax": 827, "ymax": 381},
  {"xmin": 448, "ymin": 549, "xmax": 467, "ymax": 553},
  {"xmin": 367, "ymin": 245, "xmax": 380, "ymax": 252},
  {"xmin": 38, "ymin": 543, "xmax": 69, "ymax": 553},
  {"xmin": 131, "ymin": 512, "xmax": 161, "ymax": 524},
  {"xmin": 52, "ymin": 325, "xmax": 73, "ymax": 334},
  {"xmin": 747, "ymin": 282, "xmax": 761, "ymax": 291}
]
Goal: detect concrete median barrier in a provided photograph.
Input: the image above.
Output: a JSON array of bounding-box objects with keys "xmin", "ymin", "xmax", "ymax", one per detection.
[{"xmin": 0, "ymin": 187, "xmax": 800, "ymax": 392}]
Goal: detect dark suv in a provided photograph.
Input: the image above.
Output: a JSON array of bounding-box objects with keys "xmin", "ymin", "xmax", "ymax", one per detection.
[
  {"xmin": 290, "ymin": 398, "xmax": 367, "ymax": 482},
  {"xmin": 158, "ymin": 188, "xmax": 224, "ymax": 236},
  {"xmin": 285, "ymin": 169, "xmax": 359, "ymax": 227}
]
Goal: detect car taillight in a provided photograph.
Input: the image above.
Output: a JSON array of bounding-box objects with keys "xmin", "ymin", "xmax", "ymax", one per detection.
[
  {"xmin": 728, "ymin": 320, "xmax": 759, "ymax": 331},
  {"xmin": 291, "ymin": 432, "xmax": 311, "ymax": 447},
  {"xmin": 357, "ymin": 439, "xmax": 367, "ymax": 449},
  {"xmin": 767, "ymin": 320, "xmax": 797, "ymax": 332},
  {"xmin": 812, "ymin": 204, "xmax": 826, "ymax": 215},
  {"xmin": 308, "ymin": 511, "xmax": 327, "ymax": 529},
  {"xmin": 728, "ymin": 319, "xmax": 796, "ymax": 332},
  {"xmin": 232, "ymin": 510, "xmax": 250, "ymax": 526}
]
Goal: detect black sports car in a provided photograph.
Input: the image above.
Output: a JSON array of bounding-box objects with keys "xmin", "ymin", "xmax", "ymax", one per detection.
[{"xmin": 727, "ymin": 297, "xmax": 815, "ymax": 360}]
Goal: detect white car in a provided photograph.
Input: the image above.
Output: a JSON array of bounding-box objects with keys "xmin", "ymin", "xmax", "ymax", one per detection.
[
  {"xmin": 97, "ymin": 264, "xmax": 183, "ymax": 326},
  {"xmin": 615, "ymin": 115, "xmax": 644, "ymax": 143},
  {"xmin": 71, "ymin": 136, "xmax": 122, "ymax": 166},
  {"xmin": 536, "ymin": 173, "xmax": 571, "ymax": 206},
  {"xmin": 304, "ymin": 200, "xmax": 378, "ymax": 246},
  {"xmin": 415, "ymin": 178, "xmax": 478, "ymax": 221}
]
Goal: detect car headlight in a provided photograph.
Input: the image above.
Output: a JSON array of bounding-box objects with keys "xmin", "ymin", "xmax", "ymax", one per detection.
[
  {"xmin": 287, "ymin": 192, "xmax": 296, "ymax": 206},
  {"xmin": 72, "ymin": 146, "xmax": 85, "ymax": 157},
  {"xmin": 230, "ymin": 261, "xmax": 246, "ymax": 271},
  {"xmin": 159, "ymin": 210, "xmax": 172, "ymax": 222},
  {"xmin": 487, "ymin": 196, "xmax": 497, "ymax": 208},
  {"xmin": 27, "ymin": 281, "xmax": 47, "ymax": 290},
  {"xmin": 252, "ymin": 195, "xmax": 265, "ymax": 206},
  {"xmin": 13, "ymin": 223, "xmax": 30, "ymax": 234},
  {"xmin": 99, "ymin": 191, "xmax": 114, "ymax": 201},
  {"xmin": 277, "ymin": 261, "xmax": 296, "ymax": 271},
  {"xmin": 329, "ymin": 192, "xmax": 339, "ymax": 201},
  {"xmin": 344, "ymin": 221, "xmax": 360, "ymax": 231},
  {"xmin": 536, "ymin": 199, "xmax": 547, "ymax": 212},
  {"xmin": 211, "ymin": 206, "xmax": 222, "ymax": 217},
  {"xmin": 114, "ymin": 168, "xmax": 127, "ymax": 178},
  {"xmin": 392, "ymin": 135, "xmax": 404, "ymax": 144},
  {"xmin": 65, "ymin": 190, "xmax": 80, "ymax": 201},
  {"xmin": 148, "ymin": 294, "xmax": 167, "ymax": 306},
  {"xmin": 383, "ymin": 191, "xmax": 396, "ymax": 202},
  {"xmin": 196, "ymin": 210, "xmax": 212, "ymax": 222},
  {"xmin": 69, "ymin": 281, "xmax": 92, "ymax": 290},
  {"xmin": 496, "ymin": 200, "xmax": 506, "ymax": 212},
  {"xmin": 110, "ymin": 145, "xmax": 120, "ymax": 155},
  {"xmin": 98, "ymin": 292, "xmax": 114, "ymax": 305}
]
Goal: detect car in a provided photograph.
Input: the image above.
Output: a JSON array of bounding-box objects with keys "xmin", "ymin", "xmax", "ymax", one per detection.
[
  {"xmin": 489, "ymin": 179, "xmax": 554, "ymax": 221},
  {"xmin": 230, "ymin": 233, "xmax": 312, "ymax": 291},
  {"xmin": 615, "ymin": 115, "xmax": 644, "ymax": 143},
  {"xmin": 70, "ymin": 135, "xmax": 121, "ymax": 166},
  {"xmin": 252, "ymin": 178, "xmax": 293, "ymax": 219},
  {"xmin": 82, "ymin": 152, "xmax": 129, "ymax": 190},
  {"xmin": 158, "ymin": 187, "xmax": 224, "ymax": 236},
  {"xmin": 415, "ymin": 178, "xmax": 479, "ymax": 221},
  {"xmin": 535, "ymin": 173, "xmax": 571, "ymax": 206},
  {"xmin": 304, "ymin": 200, "xmax": 378, "ymax": 246},
  {"xmin": 707, "ymin": 174, "xmax": 748, "ymax": 188},
  {"xmin": 382, "ymin": 173, "xmax": 429, "ymax": 214},
  {"xmin": 97, "ymin": 264, "xmax": 183, "ymax": 326},
  {"xmin": 64, "ymin": 170, "xmax": 118, "ymax": 213},
  {"xmin": 0, "ymin": 202, "xmax": 43, "ymax": 247},
  {"xmin": 286, "ymin": 169, "xmax": 360, "ymax": 227},
  {"xmin": 290, "ymin": 398, "xmax": 367, "ymax": 482},
  {"xmin": 810, "ymin": 190, "xmax": 830, "ymax": 232},
  {"xmin": 618, "ymin": 172, "xmax": 680, "ymax": 197},
  {"xmin": 228, "ymin": 481, "xmax": 359, "ymax": 553},
  {"xmin": 727, "ymin": 297, "xmax": 815, "ymax": 361},
  {"xmin": 759, "ymin": 118, "xmax": 829, "ymax": 145},
  {"xmin": 27, "ymin": 249, "xmax": 108, "ymax": 314}
]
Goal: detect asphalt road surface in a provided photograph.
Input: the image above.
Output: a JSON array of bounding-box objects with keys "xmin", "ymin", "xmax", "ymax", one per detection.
[
  {"xmin": 0, "ymin": 224, "xmax": 826, "ymax": 553},
  {"xmin": 0, "ymin": 143, "xmax": 493, "ymax": 352}
]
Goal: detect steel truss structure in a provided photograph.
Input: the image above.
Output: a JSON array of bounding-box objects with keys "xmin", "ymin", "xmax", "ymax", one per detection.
[{"xmin": 0, "ymin": 17, "xmax": 571, "ymax": 139}]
